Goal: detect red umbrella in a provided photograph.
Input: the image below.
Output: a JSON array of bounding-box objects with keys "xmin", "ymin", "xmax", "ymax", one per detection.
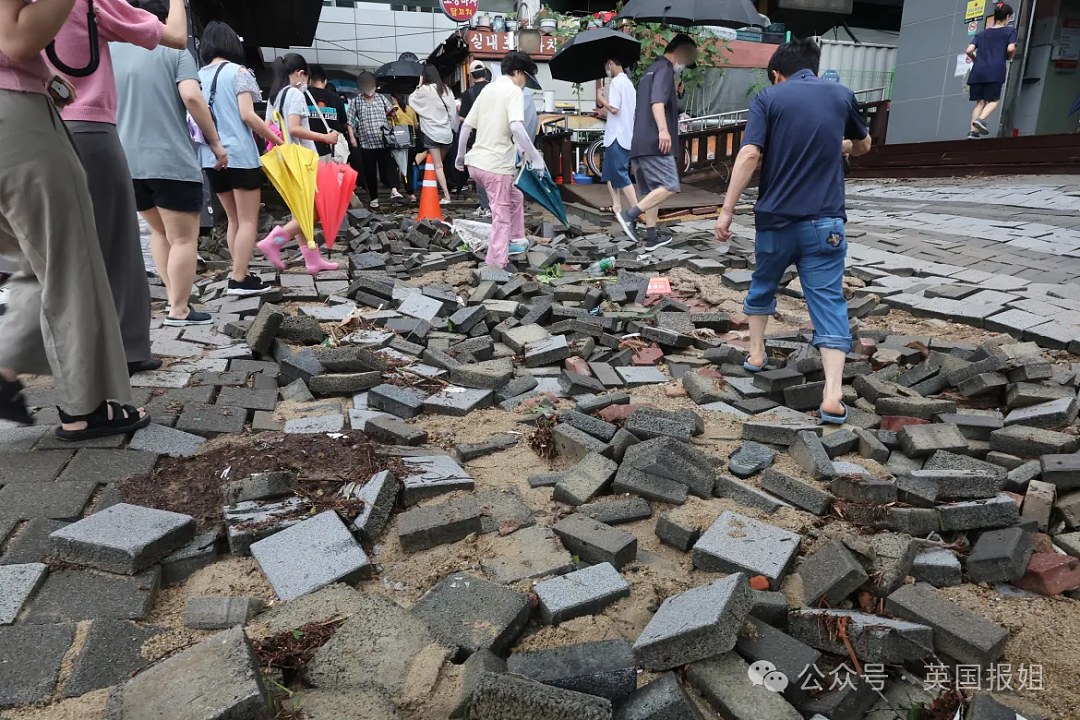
[{"xmin": 315, "ymin": 161, "xmax": 358, "ymax": 249}]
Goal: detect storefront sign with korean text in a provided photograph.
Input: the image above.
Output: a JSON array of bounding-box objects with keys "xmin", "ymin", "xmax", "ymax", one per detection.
[
  {"xmin": 440, "ymin": 0, "xmax": 479, "ymax": 23},
  {"xmin": 465, "ymin": 30, "xmax": 558, "ymax": 59}
]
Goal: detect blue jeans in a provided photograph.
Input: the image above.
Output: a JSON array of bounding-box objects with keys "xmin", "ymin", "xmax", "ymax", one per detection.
[{"xmin": 744, "ymin": 217, "xmax": 852, "ymax": 352}]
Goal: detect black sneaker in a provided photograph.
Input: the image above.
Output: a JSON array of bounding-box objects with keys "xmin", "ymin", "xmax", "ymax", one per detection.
[
  {"xmin": 163, "ymin": 309, "xmax": 213, "ymax": 327},
  {"xmin": 227, "ymin": 274, "xmax": 274, "ymax": 296},
  {"xmin": 642, "ymin": 235, "xmax": 672, "ymax": 253},
  {"xmin": 966, "ymin": 131, "xmax": 981, "ymax": 140},
  {"xmin": 972, "ymin": 118, "xmax": 989, "ymax": 135}
]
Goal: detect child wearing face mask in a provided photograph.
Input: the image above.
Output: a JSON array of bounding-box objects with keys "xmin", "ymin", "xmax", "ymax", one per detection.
[
  {"xmin": 615, "ymin": 33, "xmax": 698, "ymax": 253},
  {"xmin": 595, "ymin": 56, "xmax": 637, "ymax": 216},
  {"xmin": 256, "ymin": 53, "xmax": 341, "ymax": 275}
]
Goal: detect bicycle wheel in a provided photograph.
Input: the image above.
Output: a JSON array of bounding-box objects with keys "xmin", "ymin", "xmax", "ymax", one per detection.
[{"xmin": 585, "ymin": 138, "xmax": 606, "ymax": 178}]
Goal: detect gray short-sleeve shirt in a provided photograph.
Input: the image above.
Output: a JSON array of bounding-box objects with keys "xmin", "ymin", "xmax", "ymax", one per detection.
[{"xmin": 112, "ymin": 43, "xmax": 203, "ymax": 183}]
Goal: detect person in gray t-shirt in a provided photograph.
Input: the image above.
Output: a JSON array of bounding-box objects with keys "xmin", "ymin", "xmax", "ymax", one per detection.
[
  {"xmin": 112, "ymin": 0, "xmax": 226, "ymax": 328},
  {"xmin": 615, "ymin": 33, "xmax": 697, "ymax": 253}
]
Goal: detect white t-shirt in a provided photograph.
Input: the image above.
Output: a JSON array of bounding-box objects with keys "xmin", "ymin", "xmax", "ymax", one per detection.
[
  {"xmin": 464, "ymin": 76, "xmax": 525, "ymax": 176},
  {"xmin": 603, "ymin": 72, "xmax": 636, "ymax": 150},
  {"xmin": 268, "ymin": 85, "xmax": 316, "ymax": 153}
]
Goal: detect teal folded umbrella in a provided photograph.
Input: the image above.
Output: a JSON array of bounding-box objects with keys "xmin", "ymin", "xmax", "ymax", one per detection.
[{"xmin": 515, "ymin": 165, "xmax": 569, "ymax": 227}]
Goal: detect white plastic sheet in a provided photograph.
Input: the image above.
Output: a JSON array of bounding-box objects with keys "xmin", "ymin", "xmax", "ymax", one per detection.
[{"xmin": 452, "ymin": 218, "xmax": 493, "ymax": 253}]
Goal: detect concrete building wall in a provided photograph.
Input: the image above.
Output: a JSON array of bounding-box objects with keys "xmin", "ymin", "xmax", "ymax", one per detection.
[{"xmin": 888, "ymin": 0, "xmax": 989, "ymax": 143}]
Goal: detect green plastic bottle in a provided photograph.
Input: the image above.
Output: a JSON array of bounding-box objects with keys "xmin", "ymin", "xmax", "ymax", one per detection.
[{"xmin": 586, "ymin": 257, "xmax": 615, "ymax": 277}]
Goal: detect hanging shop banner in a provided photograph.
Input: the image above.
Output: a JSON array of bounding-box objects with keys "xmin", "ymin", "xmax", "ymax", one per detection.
[
  {"xmin": 465, "ymin": 30, "xmax": 558, "ymax": 59},
  {"xmin": 440, "ymin": 0, "xmax": 479, "ymax": 23}
]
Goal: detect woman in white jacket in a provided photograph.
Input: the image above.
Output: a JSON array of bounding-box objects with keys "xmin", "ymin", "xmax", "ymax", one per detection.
[{"xmin": 408, "ymin": 63, "xmax": 456, "ymax": 204}]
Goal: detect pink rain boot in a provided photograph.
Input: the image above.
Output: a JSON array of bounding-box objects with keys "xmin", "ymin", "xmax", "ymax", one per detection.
[
  {"xmin": 256, "ymin": 226, "xmax": 290, "ymax": 270},
  {"xmin": 299, "ymin": 243, "xmax": 339, "ymax": 275}
]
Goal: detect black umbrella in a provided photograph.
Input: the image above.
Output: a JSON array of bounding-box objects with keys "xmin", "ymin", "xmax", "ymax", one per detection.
[
  {"xmin": 549, "ymin": 28, "xmax": 641, "ymax": 84},
  {"xmin": 618, "ymin": 0, "xmax": 764, "ymax": 29},
  {"xmin": 374, "ymin": 59, "xmax": 423, "ymax": 93}
]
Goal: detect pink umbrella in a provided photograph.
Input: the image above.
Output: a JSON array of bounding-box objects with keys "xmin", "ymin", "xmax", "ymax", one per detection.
[{"xmin": 315, "ymin": 161, "xmax": 358, "ymax": 249}]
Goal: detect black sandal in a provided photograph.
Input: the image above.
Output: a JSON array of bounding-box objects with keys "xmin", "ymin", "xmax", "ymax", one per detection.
[
  {"xmin": 55, "ymin": 400, "xmax": 151, "ymax": 442},
  {"xmin": 0, "ymin": 377, "xmax": 32, "ymax": 425}
]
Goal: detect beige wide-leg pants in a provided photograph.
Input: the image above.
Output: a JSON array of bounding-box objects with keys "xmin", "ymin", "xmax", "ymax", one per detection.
[{"xmin": 0, "ymin": 90, "xmax": 131, "ymax": 415}]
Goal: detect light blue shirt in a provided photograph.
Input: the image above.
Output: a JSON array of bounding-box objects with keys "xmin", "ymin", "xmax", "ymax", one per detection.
[{"xmin": 197, "ymin": 61, "xmax": 263, "ymax": 170}]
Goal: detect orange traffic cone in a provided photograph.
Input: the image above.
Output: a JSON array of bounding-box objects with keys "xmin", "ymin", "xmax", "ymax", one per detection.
[{"xmin": 415, "ymin": 152, "xmax": 443, "ymax": 222}]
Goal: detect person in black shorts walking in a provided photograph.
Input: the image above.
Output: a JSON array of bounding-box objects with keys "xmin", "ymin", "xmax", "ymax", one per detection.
[
  {"xmin": 966, "ymin": 3, "xmax": 1016, "ymax": 138},
  {"xmin": 615, "ymin": 33, "xmax": 698, "ymax": 252},
  {"xmin": 113, "ymin": 0, "xmax": 226, "ymax": 327},
  {"xmin": 197, "ymin": 22, "xmax": 283, "ymax": 296}
]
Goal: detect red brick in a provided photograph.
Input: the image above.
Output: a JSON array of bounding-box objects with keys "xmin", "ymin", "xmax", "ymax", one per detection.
[
  {"xmin": 749, "ymin": 575, "xmax": 770, "ymax": 591},
  {"xmin": 598, "ymin": 403, "xmax": 656, "ymax": 423},
  {"xmin": 1013, "ymin": 554, "xmax": 1080, "ymax": 596},
  {"xmin": 879, "ymin": 416, "xmax": 931, "ymax": 432},
  {"xmin": 856, "ymin": 338, "xmax": 877, "ymax": 356},
  {"xmin": 698, "ymin": 367, "xmax": 725, "ymax": 380},
  {"xmin": 1002, "ymin": 491, "xmax": 1025, "ymax": 506},
  {"xmin": 632, "ymin": 347, "xmax": 665, "ymax": 366},
  {"xmin": 564, "ymin": 357, "xmax": 591, "ymax": 376},
  {"xmin": 729, "ymin": 313, "xmax": 749, "ymax": 330}
]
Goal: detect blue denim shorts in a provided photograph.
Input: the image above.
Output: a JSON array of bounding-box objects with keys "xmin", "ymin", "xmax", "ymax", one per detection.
[
  {"xmin": 601, "ymin": 142, "xmax": 632, "ymax": 189},
  {"xmin": 744, "ymin": 217, "xmax": 852, "ymax": 352}
]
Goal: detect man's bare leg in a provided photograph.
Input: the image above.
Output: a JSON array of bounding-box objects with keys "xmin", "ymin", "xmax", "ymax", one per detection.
[
  {"xmin": 747, "ymin": 314, "xmax": 769, "ymax": 368},
  {"xmin": 820, "ymin": 347, "xmax": 846, "ymax": 416}
]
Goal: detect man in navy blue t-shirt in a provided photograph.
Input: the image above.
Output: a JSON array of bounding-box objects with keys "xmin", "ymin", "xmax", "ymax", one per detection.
[{"xmin": 714, "ymin": 38, "xmax": 871, "ymax": 424}]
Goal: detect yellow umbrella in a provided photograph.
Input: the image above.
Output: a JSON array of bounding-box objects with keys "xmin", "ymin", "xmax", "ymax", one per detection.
[{"xmin": 261, "ymin": 110, "xmax": 319, "ymax": 248}]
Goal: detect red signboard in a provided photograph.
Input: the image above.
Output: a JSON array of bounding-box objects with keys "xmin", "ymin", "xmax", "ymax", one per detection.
[
  {"xmin": 440, "ymin": 0, "xmax": 478, "ymax": 23},
  {"xmin": 464, "ymin": 30, "xmax": 558, "ymax": 59}
]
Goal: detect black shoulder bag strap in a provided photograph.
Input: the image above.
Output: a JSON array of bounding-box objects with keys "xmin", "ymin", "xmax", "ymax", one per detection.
[
  {"xmin": 47, "ymin": 0, "xmax": 100, "ymax": 78},
  {"xmin": 206, "ymin": 62, "xmax": 229, "ymax": 128}
]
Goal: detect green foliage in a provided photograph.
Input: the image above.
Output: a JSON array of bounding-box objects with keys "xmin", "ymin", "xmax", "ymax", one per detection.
[
  {"xmin": 746, "ymin": 68, "xmax": 770, "ymax": 99},
  {"xmin": 619, "ymin": 21, "xmax": 731, "ymax": 116}
]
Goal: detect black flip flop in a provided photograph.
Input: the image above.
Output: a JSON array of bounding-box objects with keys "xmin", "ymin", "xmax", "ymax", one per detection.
[
  {"xmin": 55, "ymin": 400, "xmax": 151, "ymax": 442},
  {"xmin": 0, "ymin": 378, "xmax": 32, "ymax": 425}
]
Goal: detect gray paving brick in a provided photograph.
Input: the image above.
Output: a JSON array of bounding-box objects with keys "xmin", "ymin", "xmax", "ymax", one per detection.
[
  {"xmin": 788, "ymin": 609, "xmax": 933, "ymax": 663},
  {"xmin": 535, "ymin": 563, "xmax": 631, "ymax": 624},
  {"xmin": 797, "ymin": 539, "xmax": 868, "ymax": 606},
  {"xmin": 398, "ymin": 496, "xmax": 482, "ymax": 552},
  {"xmin": 634, "ymin": 573, "xmax": 753, "ymax": 671},
  {"xmin": 400, "ymin": 455, "xmax": 474, "ymax": 505},
  {"xmin": 411, "ymin": 573, "xmax": 530, "ymax": 659},
  {"xmin": 24, "ymin": 567, "xmax": 159, "ymax": 624},
  {"xmin": 0, "ymin": 450, "xmax": 72, "ymax": 485},
  {"xmin": 251, "ymin": 511, "xmax": 371, "ymax": 601},
  {"xmin": 49, "ymin": 503, "xmax": 195, "ymax": 575},
  {"xmin": 0, "ymin": 481, "xmax": 97, "ymax": 521},
  {"xmin": 0, "ymin": 623, "xmax": 75, "ymax": 707},
  {"xmin": 966, "ymin": 527, "xmax": 1034, "ymax": 583},
  {"xmin": 104, "ymin": 626, "xmax": 265, "ymax": 720},
  {"xmin": 467, "ymin": 672, "xmax": 612, "ymax": 720},
  {"xmin": 885, "ymin": 582, "xmax": 1007, "ymax": 665},
  {"xmin": 507, "ymin": 638, "xmax": 637, "ymax": 702},
  {"xmin": 0, "ymin": 562, "xmax": 47, "ymax": 625},
  {"xmin": 692, "ymin": 511, "xmax": 801, "ymax": 589},
  {"xmin": 686, "ymin": 651, "xmax": 802, "ymax": 720},
  {"xmin": 553, "ymin": 514, "xmax": 637, "ymax": 569}
]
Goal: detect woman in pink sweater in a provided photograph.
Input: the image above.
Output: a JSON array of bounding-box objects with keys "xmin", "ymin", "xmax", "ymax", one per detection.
[
  {"xmin": 0, "ymin": 0, "xmax": 151, "ymax": 440},
  {"xmin": 49, "ymin": 0, "xmax": 189, "ymax": 375}
]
